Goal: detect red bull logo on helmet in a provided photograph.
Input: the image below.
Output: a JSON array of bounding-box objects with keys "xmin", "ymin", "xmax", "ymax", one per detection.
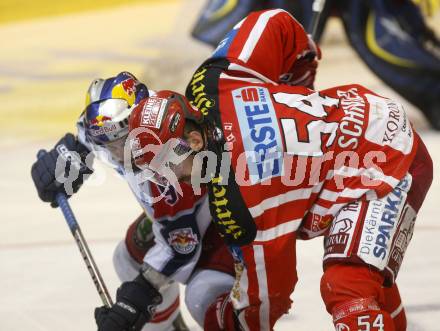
[
  {"xmin": 112, "ymin": 77, "xmax": 137, "ymax": 106},
  {"xmin": 90, "ymin": 115, "xmax": 112, "ymax": 127},
  {"xmin": 121, "ymin": 78, "xmax": 136, "ymax": 96},
  {"xmin": 167, "ymin": 228, "xmax": 198, "ymax": 254},
  {"xmin": 89, "ymin": 115, "xmax": 118, "ymax": 137}
]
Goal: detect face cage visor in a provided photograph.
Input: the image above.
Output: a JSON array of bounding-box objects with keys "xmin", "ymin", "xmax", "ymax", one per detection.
[{"xmin": 131, "ymin": 134, "xmax": 194, "ymax": 188}]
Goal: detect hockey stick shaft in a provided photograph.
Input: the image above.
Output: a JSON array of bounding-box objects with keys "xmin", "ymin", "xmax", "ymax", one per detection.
[
  {"xmin": 308, "ymin": 0, "xmax": 326, "ymax": 39},
  {"xmin": 37, "ymin": 150, "xmax": 113, "ymax": 308}
]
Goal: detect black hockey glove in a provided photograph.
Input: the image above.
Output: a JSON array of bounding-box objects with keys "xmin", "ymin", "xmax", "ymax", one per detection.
[
  {"xmin": 94, "ymin": 274, "xmax": 162, "ymax": 331},
  {"xmin": 31, "ymin": 133, "xmax": 93, "ymax": 207}
]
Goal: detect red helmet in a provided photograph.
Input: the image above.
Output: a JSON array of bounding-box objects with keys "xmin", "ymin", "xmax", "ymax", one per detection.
[{"xmin": 128, "ymin": 90, "xmax": 203, "ymax": 172}]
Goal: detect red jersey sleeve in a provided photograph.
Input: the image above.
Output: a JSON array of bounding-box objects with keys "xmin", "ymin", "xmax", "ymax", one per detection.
[{"xmin": 218, "ymin": 9, "xmax": 313, "ymax": 83}]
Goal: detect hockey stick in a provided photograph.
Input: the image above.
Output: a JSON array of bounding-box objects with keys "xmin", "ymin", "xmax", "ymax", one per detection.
[
  {"xmin": 37, "ymin": 150, "xmax": 113, "ymax": 308},
  {"xmin": 308, "ymin": 0, "xmax": 326, "ymax": 39}
]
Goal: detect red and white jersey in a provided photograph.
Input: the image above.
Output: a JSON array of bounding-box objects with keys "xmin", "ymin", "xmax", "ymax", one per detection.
[
  {"xmin": 184, "ymin": 8, "xmax": 422, "ymax": 330},
  {"xmin": 136, "ymin": 181, "xmax": 211, "ymax": 283},
  {"xmin": 186, "ymin": 9, "xmax": 418, "ymax": 243},
  {"xmin": 210, "ymin": 8, "xmax": 314, "ymax": 84},
  {"xmin": 219, "ymin": 81, "xmax": 418, "ymax": 240}
]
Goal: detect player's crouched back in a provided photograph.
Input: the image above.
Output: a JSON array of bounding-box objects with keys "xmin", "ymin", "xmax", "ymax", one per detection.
[{"xmin": 303, "ymin": 84, "xmax": 433, "ymax": 331}]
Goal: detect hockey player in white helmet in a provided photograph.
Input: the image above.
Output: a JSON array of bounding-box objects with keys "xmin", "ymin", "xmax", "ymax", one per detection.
[{"xmin": 31, "ymin": 71, "xmax": 236, "ymax": 331}]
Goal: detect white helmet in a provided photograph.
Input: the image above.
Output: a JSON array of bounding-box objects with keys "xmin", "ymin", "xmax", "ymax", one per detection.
[{"xmin": 83, "ymin": 71, "xmax": 149, "ymax": 145}]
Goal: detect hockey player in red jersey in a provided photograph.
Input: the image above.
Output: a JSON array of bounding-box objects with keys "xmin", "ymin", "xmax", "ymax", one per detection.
[{"xmin": 127, "ymin": 9, "xmax": 433, "ymax": 331}]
